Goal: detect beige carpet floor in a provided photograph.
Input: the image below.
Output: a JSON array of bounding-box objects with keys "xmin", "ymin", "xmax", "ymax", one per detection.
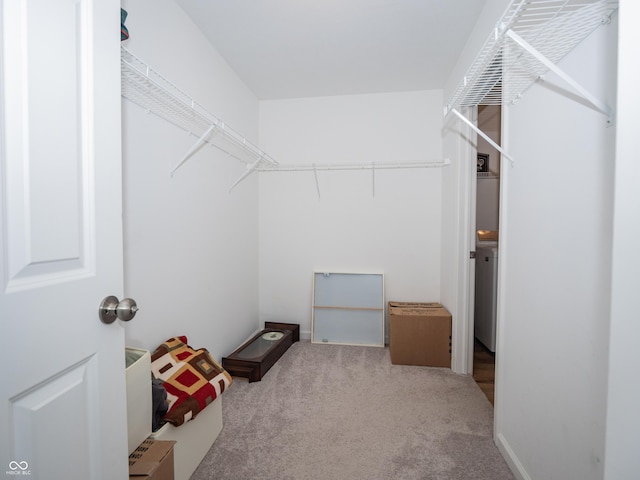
[{"xmin": 191, "ymin": 340, "xmax": 514, "ymax": 480}]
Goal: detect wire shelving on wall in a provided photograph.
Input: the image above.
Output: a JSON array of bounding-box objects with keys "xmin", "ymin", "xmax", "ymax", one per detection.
[
  {"xmin": 445, "ymin": 0, "xmax": 619, "ymax": 163},
  {"xmin": 121, "ymin": 47, "xmax": 449, "ymax": 190},
  {"xmin": 121, "ymin": 47, "xmax": 278, "ymax": 179}
]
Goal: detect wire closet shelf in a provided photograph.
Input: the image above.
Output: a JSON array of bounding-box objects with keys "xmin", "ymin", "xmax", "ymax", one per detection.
[
  {"xmin": 445, "ymin": 0, "xmax": 618, "ymax": 115},
  {"xmin": 121, "ymin": 47, "xmax": 278, "ymax": 173},
  {"xmin": 121, "ymin": 47, "xmax": 448, "ymax": 177}
]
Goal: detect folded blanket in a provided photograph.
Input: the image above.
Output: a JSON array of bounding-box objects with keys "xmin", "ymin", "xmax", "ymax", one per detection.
[{"xmin": 151, "ymin": 336, "xmax": 232, "ymax": 426}]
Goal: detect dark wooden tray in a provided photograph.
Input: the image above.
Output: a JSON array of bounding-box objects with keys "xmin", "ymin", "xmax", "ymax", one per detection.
[{"xmin": 222, "ymin": 323, "xmax": 299, "ymax": 382}]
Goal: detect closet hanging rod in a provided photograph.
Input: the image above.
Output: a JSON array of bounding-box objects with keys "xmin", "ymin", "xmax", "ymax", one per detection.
[{"xmin": 257, "ymin": 160, "xmax": 450, "ymax": 172}]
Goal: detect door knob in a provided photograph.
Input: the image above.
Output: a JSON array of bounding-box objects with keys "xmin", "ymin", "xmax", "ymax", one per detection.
[{"xmin": 99, "ymin": 296, "xmax": 139, "ymax": 324}]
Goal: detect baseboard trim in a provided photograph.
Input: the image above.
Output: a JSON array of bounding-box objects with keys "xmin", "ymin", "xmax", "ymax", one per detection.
[{"xmin": 495, "ymin": 432, "xmax": 532, "ymax": 480}]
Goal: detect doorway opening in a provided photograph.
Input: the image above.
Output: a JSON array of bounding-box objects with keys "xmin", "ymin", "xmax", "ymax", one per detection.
[{"xmin": 471, "ymin": 104, "xmax": 501, "ymax": 405}]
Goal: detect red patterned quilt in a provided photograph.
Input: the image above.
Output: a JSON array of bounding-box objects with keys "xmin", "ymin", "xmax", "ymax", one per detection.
[{"xmin": 151, "ymin": 336, "xmax": 232, "ymax": 426}]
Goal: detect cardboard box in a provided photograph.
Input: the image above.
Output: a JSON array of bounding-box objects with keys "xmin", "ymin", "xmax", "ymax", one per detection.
[
  {"xmin": 129, "ymin": 438, "xmax": 176, "ymax": 480},
  {"xmin": 388, "ymin": 302, "xmax": 452, "ymax": 367},
  {"xmin": 126, "ymin": 347, "xmax": 152, "ymax": 455}
]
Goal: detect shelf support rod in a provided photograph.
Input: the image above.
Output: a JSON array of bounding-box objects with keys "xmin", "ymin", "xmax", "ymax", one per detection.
[
  {"xmin": 371, "ymin": 162, "xmax": 375, "ymax": 197},
  {"xmin": 449, "ymin": 108, "xmax": 515, "ymax": 166},
  {"xmin": 313, "ymin": 164, "xmax": 321, "ymax": 199},
  {"xmin": 229, "ymin": 157, "xmax": 262, "ymax": 192},
  {"xmin": 171, "ymin": 124, "xmax": 216, "ymax": 176},
  {"xmin": 505, "ymin": 29, "xmax": 613, "ymax": 124}
]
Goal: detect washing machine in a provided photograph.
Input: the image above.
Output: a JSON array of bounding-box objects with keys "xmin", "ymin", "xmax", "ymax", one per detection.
[{"xmin": 474, "ymin": 241, "xmax": 498, "ymax": 352}]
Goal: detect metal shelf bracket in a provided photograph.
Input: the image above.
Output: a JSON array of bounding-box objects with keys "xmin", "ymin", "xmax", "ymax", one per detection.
[
  {"xmin": 448, "ymin": 108, "xmax": 514, "ymax": 166},
  {"xmin": 313, "ymin": 164, "xmax": 321, "ymax": 199},
  {"xmin": 171, "ymin": 124, "xmax": 217, "ymax": 176},
  {"xmin": 371, "ymin": 162, "xmax": 376, "ymax": 198},
  {"xmin": 505, "ymin": 29, "xmax": 614, "ymax": 125},
  {"xmin": 229, "ymin": 157, "xmax": 262, "ymax": 192}
]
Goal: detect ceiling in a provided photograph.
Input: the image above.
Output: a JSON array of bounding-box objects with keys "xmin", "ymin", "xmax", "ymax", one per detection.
[{"xmin": 175, "ymin": 0, "xmax": 487, "ymax": 100}]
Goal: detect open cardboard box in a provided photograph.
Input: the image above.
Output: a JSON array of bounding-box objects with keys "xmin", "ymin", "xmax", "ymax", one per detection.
[{"xmin": 129, "ymin": 438, "xmax": 176, "ymax": 480}]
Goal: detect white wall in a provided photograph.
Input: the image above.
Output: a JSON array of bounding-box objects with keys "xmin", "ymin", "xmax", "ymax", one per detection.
[
  {"xmin": 121, "ymin": 0, "xmax": 261, "ymax": 360},
  {"xmin": 495, "ymin": 14, "xmax": 617, "ymax": 480},
  {"xmin": 258, "ymin": 91, "xmax": 443, "ymax": 339},
  {"xmin": 604, "ymin": 1, "xmax": 640, "ymax": 478}
]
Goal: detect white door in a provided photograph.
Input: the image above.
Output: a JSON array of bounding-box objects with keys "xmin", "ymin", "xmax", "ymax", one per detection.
[{"xmin": 0, "ymin": 0, "xmax": 128, "ymax": 479}]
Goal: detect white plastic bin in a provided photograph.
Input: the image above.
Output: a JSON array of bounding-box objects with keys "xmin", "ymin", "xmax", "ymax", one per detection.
[
  {"xmin": 151, "ymin": 397, "xmax": 223, "ymax": 480},
  {"xmin": 125, "ymin": 347, "xmax": 151, "ymax": 454}
]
